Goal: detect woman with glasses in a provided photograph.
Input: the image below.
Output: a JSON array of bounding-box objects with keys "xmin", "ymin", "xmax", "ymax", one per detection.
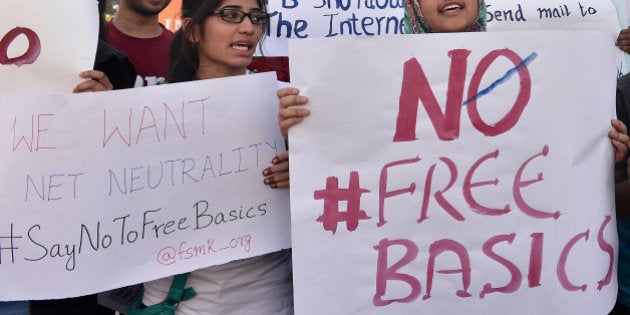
[{"xmin": 131, "ymin": 1, "xmax": 294, "ymax": 314}]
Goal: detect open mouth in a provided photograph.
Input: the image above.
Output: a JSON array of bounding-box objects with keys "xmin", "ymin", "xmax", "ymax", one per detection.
[
  {"xmin": 231, "ymin": 42, "xmax": 252, "ymax": 51},
  {"xmin": 440, "ymin": 3, "xmax": 463, "ymax": 13}
]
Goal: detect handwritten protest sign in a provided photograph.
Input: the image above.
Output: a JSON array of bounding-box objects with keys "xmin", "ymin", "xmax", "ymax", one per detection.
[
  {"xmin": 0, "ymin": 0, "xmax": 97, "ymax": 95},
  {"xmin": 288, "ymin": 31, "xmax": 617, "ymax": 314},
  {"xmin": 0, "ymin": 72, "xmax": 290, "ymax": 300},
  {"xmin": 486, "ymin": 0, "xmax": 620, "ymax": 32},
  {"xmin": 261, "ymin": 0, "xmax": 623, "ymax": 56},
  {"xmin": 261, "ymin": 0, "xmax": 403, "ymax": 55},
  {"xmin": 485, "ymin": 0, "xmax": 627, "ymax": 75}
]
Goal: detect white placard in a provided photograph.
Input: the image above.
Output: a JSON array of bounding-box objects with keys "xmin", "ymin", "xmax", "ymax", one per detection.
[
  {"xmin": 0, "ymin": 0, "xmax": 98, "ymax": 95},
  {"xmin": 0, "ymin": 72, "xmax": 290, "ymax": 300},
  {"xmin": 288, "ymin": 31, "xmax": 617, "ymax": 315},
  {"xmin": 265, "ymin": 0, "xmax": 625, "ymax": 74}
]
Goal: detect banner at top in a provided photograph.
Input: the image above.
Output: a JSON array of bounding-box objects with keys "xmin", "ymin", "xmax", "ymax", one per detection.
[{"xmin": 261, "ymin": 0, "xmax": 622, "ymax": 56}]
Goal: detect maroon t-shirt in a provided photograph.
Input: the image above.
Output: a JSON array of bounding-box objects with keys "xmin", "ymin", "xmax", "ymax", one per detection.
[
  {"xmin": 105, "ymin": 21, "xmax": 174, "ymax": 86},
  {"xmin": 247, "ymin": 57, "xmax": 290, "ymax": 83}
]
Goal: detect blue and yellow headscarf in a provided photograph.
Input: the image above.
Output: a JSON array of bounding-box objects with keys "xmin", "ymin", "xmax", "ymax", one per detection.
[{"xmin": 404, "ymin": 0, "xmax": 486, "ymax": 34}]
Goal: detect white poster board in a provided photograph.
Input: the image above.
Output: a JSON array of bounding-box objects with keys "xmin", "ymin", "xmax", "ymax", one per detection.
[
  {"xmin": 485, "ymin": 0, "xmax": 627, "ymax": 75},
  {"xmin": 0, "ymin": 72, "xmax": 290, "ymax": 300},
  {"xmin": 265, "ymin": 0, "xmax": 626, "ymax": 75},
  {"xmin": 0, "ymin": 0, "xmax": 98, "ymax": 95},
  {"xmin": 264, "ymin": 0, "xmax": 400, "ymax": 56},
  {"xmin": 288, "ymin": 31, "xmax": 617, "ymax": 314}
]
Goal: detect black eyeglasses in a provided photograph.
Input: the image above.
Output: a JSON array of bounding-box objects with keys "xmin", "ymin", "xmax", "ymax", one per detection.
[{"xmin": 210, "ymin": 8, "xmax": 270, "ymax": 25}]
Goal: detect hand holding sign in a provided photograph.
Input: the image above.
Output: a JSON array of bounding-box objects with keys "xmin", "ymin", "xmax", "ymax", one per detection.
[{"xmin": 73, "ymin": 70, "xmax": 114, "ymax": 93}]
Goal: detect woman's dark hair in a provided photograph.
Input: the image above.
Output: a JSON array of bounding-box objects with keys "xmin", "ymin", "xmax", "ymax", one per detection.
[
  {"xmin": 98, "ymin": 0, "xmax": 107, "ymax": 40},
  {"xmin": 168, "ymin": 0, "xmax": 268, "ymax": 83}
]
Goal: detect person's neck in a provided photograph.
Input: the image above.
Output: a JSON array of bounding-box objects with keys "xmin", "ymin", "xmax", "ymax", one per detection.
[
  {"xmin": 112, "ymin": 7, "xmax": 163, "ymax": 38},
  {"xmin": 196, "ymin": 67, "xmax": 247, "ymax": 80}
]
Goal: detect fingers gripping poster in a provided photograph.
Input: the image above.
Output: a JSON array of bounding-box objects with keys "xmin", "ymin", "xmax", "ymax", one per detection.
[
  {"xmin": 288, "ymin": 31, "xmax": 617, "ymax": 314},
  {"xmin": 0, "ymin": 72, "xmax": 290, "ymax": 300}
]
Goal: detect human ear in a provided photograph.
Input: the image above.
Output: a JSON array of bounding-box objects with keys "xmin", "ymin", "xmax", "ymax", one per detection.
[{"xmin": 182, "ymin": 18, "xmax": 200, "ymax": 44}]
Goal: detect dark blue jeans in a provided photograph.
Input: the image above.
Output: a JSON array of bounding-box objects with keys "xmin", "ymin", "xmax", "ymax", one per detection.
[
  {"xmin": 0, "ymin": 301, "xmax": 29, "ymax": 315},
  {"xmin": 610, "ymin": 301, "xmax": 630, "ymax": 315}
]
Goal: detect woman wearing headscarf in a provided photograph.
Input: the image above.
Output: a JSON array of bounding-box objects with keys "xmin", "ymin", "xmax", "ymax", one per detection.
[{"xmin": 403, "ymin": 0, "xmax": 486, "ymax": 34}]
